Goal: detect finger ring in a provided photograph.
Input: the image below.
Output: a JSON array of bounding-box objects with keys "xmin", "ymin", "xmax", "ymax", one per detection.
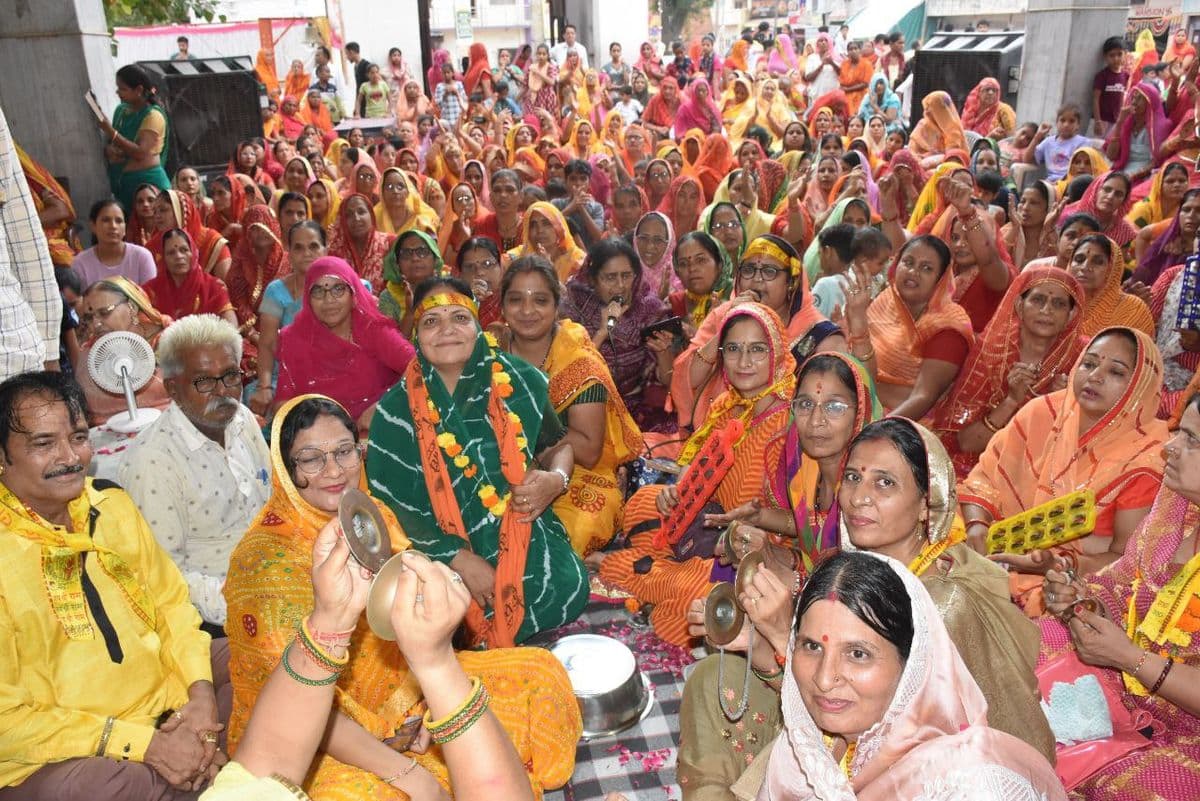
[
  {"xmin": 202, "ymin": 732, "xmax": 218, "ymax": 744},
  {"xmin": 752, "ymin": 597, "xmax": 760, "ymax": 606},
  {"xmin": 450, "ymin": 572, "xmax": 464, "ymax": 583},
  {"xmin": 415, "ymin": 593, "xmax": 424, "ymax": 604},
  {"xmin": 172, "ymin": 711, "xmax": 184, "ymax": 722}
]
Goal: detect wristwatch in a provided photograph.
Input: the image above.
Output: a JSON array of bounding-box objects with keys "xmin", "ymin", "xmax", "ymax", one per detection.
[{"xmin": 550, "ymin": 466, "xmax": 571, "ymax": 493}]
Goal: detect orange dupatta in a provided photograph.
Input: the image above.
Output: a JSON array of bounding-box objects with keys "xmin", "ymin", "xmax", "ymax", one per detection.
[
  {"xmin": 403, "ymin": 345, "xmax": 530, "ymax": 648},
  {"xmin": 1078, "ymin": 235, "xmax": 1156, "ymax": 338},
  {"xmin": 866, "ymin": 249, "xmax": 974, "ymax": 389}
]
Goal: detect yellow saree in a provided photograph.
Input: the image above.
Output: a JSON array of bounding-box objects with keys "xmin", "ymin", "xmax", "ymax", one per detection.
[
  {"xmin": 545, "ymin": 320, "xmax": 645, "ymax": 556},
  {"xmin": 223, "ymin": 395, "xmax": 581, "ymax": 800}
]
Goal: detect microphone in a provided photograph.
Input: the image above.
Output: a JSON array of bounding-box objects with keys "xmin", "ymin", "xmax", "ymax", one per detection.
[{"xmin": 607, "ymin": 296, "xmax": 624, "ymax": 332}]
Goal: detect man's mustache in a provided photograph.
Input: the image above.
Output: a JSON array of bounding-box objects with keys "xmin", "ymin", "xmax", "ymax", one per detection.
[
  {"xmin": 204, "ymin": 396, "xmax": 240, "ymax": 415},
  {"xmin": 44, "ymin": 464, "xmax": 84, "ymax": 479}
]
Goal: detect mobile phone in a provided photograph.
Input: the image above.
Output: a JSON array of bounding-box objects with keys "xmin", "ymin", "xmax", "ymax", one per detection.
[
  {"xmin": 385, "ymin": 715, "xmax": 423, "ymax": 752},
  {"xmin": 640, "ymin": 315, "xmax": 686, "ymax": 342},
  {"xmin": 84, "ymin": 90, "xmax": 106, "ymax": 123}
]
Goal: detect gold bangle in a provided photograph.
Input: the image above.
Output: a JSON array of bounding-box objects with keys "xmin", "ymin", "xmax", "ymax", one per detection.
[
  {"xmin": 852, "ymin": 346, "xmax": 875, "ymax": 362},
  {"xmin": 381, "ymin": 756, "xmax": 418, "ymax": 785},
  {"xmin": 980, "ymin": 411, "xmax": 1001, "ymax": 433},
  {"xmin": 695, "ymin": 347, "xmax": 716, "ymax": 365}
]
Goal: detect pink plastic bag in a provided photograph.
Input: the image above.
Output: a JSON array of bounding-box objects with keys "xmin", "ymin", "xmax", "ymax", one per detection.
[{"xmin": 1036, "ymin": 649, "xmax": 1155, "ymax": 790}]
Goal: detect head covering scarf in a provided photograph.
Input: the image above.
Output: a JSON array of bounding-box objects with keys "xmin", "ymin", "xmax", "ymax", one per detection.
[
  {"xmin": 676, "ymin": 77, "xmax": 724, "ymax": 136},
  {"xmin": 204, "ymin": 175, "xmax": 246, "ymax": 240},
  {"xmin": 328, "ymin": 193, "xmax": 394, "ymax": 292},
  {"xmin": 438, "ymin": 181, "xmax": 486, "ymax": 254},
  {"xmin": 929, "ymin": 266, "xmax": 1087, "ymax": 477},
  {"xmin": 145, "ymin": 189, "xmax": 219, "ymax": 271},
  {"xmin": 802, "ymin": 197, "xmax": 872, "ymax": 282},
  {"xmin": 722, "ymin": 74, "xmax": 756, "ymax": 128},
  {"xmin": 274, "ymin": 258, "xmax": 414, "ymax": 419},
  {"xmin": 643, "ymin": 76, "xmax": 681, "ymax": 130},
  {"xmin": 630, "ymin": 211, "xmax": 680, "ymax": 299},
  {"xmin": 906, "ymin": 162, "xmax": 960, "ymax": 232},
  {"xmin": 506, "ymin": 201, "xmax": 586, "ymax": 282},
  {"xmin": 378, "ymin": 229, "xmax": 447, "ymax": 329},
  {"xmin": 1063, "ymin": 171, "xmax": 1139, "ymax": 247},
  {"xmin": 1072, "ymin": 234, "xmax": 1156, "ymax": 337},
  {"xmin": 759, "ymin": 549, "xmax": 1068, "ymax": 801},
  {"xmin": 142, "ymin": 229, "xmax": 235, "ymax": 320},
  {"xmin": 699, "ymin": 200, "xmax": 747, "ymax": 264},
  {"xmin": 676, "ymin": 302, "xmax": 797, "ymax": 464},
  {"xmin": 1054, "ymin": 145, "xmax": 1109, "ymax": 197},
  {"xmin": 960, "ymin": 77, "xmax": 1009, "ymax": 136},
  {"xmin": 858, "ymin": 74, "xmax": 900, "ymax": 122},
  {"xmin": 1128, "ymin": 160, "xmax": 1190, "ymax": 232},
  {"xmin": 254, "ymin": 48, "xmax": 280, "ymax": 96},
  {"xmin": 1107, "ymin": 83, "xmax": 1172, "ymax": 172},
  {"xmin": 374, "ymin": 168, "xmax": 439, "ymax": 236},
  {"xmin": 426, "ymin": 48, "xmax": 454, "ymax": 91},
  {"xmin": 910, "ymin": 91, "xmax": 968, "ymax": 160},
  {"xmin": 341, "ymin": 153, "xmax": 382, "ymax": 201},
  {"xmin": 657, "ymin": 173, "xmax": 705, "ymax": 236},
  {"xmin": 463, "ymin": 42, "xmax": 492, "ymax": 94},
  {"xmin": 866, "ymin": 241, "xmax": 975, "ymax": 389},
  {"xmin": 1134, "ymin": 193, "xmax": 1199, "ymax": 290},
  {"xmin": 831, "ymin": 150, "xmax": 879, "ymax": 209},
  {"xmin": 1130, "ymin": 29, "xmax": 1161, "ymax": 87},
  {"xmin": 298, "ymin": 91, "xmax": 334, "ymax": 132},
  {"xmin": 395, "ymin": 79, "xmax": 432, "ymax": 123},
  {"xmin": 960, "ymin": 327, "xmax": 1167, "ymax": 527},
  {"xmin": 771, "ymin": 353, "xmax": 882, "ymax": 567},
  {"xmin": 673, "ymin": 229, "xmax": 734, "ymax": 327},
  {"xmin": 226, "ymin": 205, "xmax": 286, "ymax": 331},
  {"xmin": 306, "ymin": 177, "xmax": 341, "ymax": 229}
]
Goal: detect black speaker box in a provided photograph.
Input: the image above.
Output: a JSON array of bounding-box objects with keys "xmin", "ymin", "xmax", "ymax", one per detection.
[
  {"xmin": 137, "ymin": 57, "xmax": 262, "ymax": 175},
  {"xmin": 911, "ymin": 32, "xmax": 1024, "ymax": 127}
]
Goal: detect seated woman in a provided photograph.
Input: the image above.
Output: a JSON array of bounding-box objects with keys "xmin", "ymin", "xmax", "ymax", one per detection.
[
  {"xmin": 225, "ymin": 206, "xmax": 286, "ymax": 378},
  {"xmin": 373, "ymin": 167, "xmax": 439, "ymax": 237},
  {"xmin": 633, "ymin": 211, "xmax": 678, "ymax": 299},
  {"xmin": 379, "ymin": 230, "xmax": 447, "ymax": 333},
  {"xmin": 930, "ymin": 266, "xmax": 1087, "ymax": 479},
  {"xmin": 1053, "ymin": 146, "xmax": 1109, "ymax": 198},
  {"xmin": 248, "ymin": 220, "xmax": 329, "ymax": 415},
  {"xmin": 1063, "ymin": 170, "xmax": 1138, "ymax": 250},
  {"xmin": 671, "ymin": 235, "xmax": 843, "ymax": 432},
  {"xmin": 700, "ymin": 201, "xmax": 747, "ymax": 266},
  {"xmin": 754, "ymin": 550, "xmax": 1064, "ymax": 800},
  {"xmin": 458, "ymin": 237, "xmax": 504, "ymax": 330},
  {"xmin": 658, "ymin": 174, "xmax": 705, "ymax": 237},
  {"xmin": 504, "ymin": 201, "xmax": 585, "ymax": 283},
  {"xmin": 1127, "ymin": 160, "xmax": 1190, "ymax": 231},
  {"xmin": 1068, "ymin": 234, "xmax": 1155, "ymax": 337},
  {"xmin": 909, "ymin": 91, "xmax": 968, "ymax": 169},
  {"xmin": 501, "ymin": 256, "xmax": 644, "ymax": 557},
  {"xmin": 1001, "ymin": 180, "xmax": 1060, "ymax": 270},
  {"xmin": 1150, "ymin": 242, "xmax": 1200, "ymax": 419},
  {"xmin": 713, "ymin": 169, "xmax": 777, "ymax": 241},
  {"xmin": 275, "ymin": 257, "xmax": 414, "ymax": 432},
  {"xmin": 75, "ymin": 277, "xmax": 172, "ymax": 426},
  {"xmin": 679, "ymin": 418, "xmax": 1059, "ymax": 795},
  {"xmin": 16, "ymin": 142, "xmax": 77, "ymax": 267},
  {"xmin": 1132, "ymin": 187, "xmax": 1200, "ymax": 287},
  {"xmin": 1104, "ymin": 83, "xmax": 1170, "ymax": 184},
  {"xmin": 308, "ymin": 176, "xmax": 341, "ymax": 230},
  {"xmin": 561, "ymin": 238, "xmax": 675, "ymax": 433},
  {"xmin": 439, "ymin": 182, "xmax": 487, "ymax": 266},
  {"xmin": 125, "ymin": 182, "xmax": 161, "ymax": 247},
  {"xmin": 71, "ymin": 198, "xmax": 157, "ymax": 286},
  {"xmin": 328, "ymin": 193, "xmax": 395, "ymax": 293},
  {"xmin": 597, "ymin": 303, "xmax": 796, "ymax": 646},
  {"xmin": 146, "ymin": 189, "xmax": 232, "ymax": 278},
  {"xmin": 205, "ymin": 175, "xmax": 248, "ymax": 246},
  {"xmin": 224, "ymin": 395, "xmax": 582, "ymax": 800},
  {"xmin": 474, "ymin": 169, "xmax": 524, "ymax": 253},
  {"xmin": 1041, "ymin": 394, "xmax": 1200, "ymax": 799},
  {"xmin": 367, "ymin": 277, "xmax": 589, "ymax": 645},
  {"xmin": 142, "ymin": 227, "xmax": 238, "ymax": 325},
  {"xmin": 960, "ymin": 327, "xmax": 1167, "ymax": 614},
  {"xmin": 844, "ymin": 235, "xmax": 973, "ymax": 419},
  {"xmin": 960, "ymin": 77, "xmax": 1016, "ymax": 139},
  {"xmin": 668, "ymin": 231, "xmax": 732, "ymax": 332}
]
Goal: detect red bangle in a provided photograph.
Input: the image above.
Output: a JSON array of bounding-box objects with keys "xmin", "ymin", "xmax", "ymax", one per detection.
[
  {"xmin": 774, "ymin": 651, "xmax": 786, "ymax": 667},
  {"xmin": 1149, "ymin": 656, "xmax": 1175, "ymax": 695}
]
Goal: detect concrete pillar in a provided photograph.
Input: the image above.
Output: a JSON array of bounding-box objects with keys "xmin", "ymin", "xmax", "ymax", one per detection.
[
  {"xmin": 0, "ymin": 0, "xmax": 115, "ymax": 216},
  {"xmin": 1017, "ymin": 0, "xmax": 1130, "ymax": 128}
]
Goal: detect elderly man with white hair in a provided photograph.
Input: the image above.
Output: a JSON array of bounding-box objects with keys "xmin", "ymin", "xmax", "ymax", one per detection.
[{"xmin": 119, "ymin": 315, "xmax": 270, "ymax": 634}]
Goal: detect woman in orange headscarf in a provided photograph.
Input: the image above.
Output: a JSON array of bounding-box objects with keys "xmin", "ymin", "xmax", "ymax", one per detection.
[
  {"xmin": 15, "ymin": 143, "xmax": 77, "ymax": 267},
  {"xmin": 145, "ymin": 189, "xmax": 232, "ymax": 278},
  {"xmin": 960, "ymin": 326, "xmax": 1167, "ymax": 614},
  {"xmin": 960, "ymin": 77, "xmax": 1016, "ymax": 138},
  {"xmin": 283, "ymin": 59, "xmax": 311, "ymax": 101},
  {"xmin": 929, "ymin": 266, "xmax": 1087, "ymax": 479},
  {"xmin": 910, "ymin": 91, "xmax": 968, "ymax": 169},
  {"xmin": 1067, "ymin": 232, "xmax": 1155, "ymax": 338},
  {"xmin": 255, "ymin": 48, "xmax": 281, "ymax": 98},
  {"xmin": 504, "ymin": 201, "xmax": 585, "ymax": 282},
  {"xmin": 462, "ymin": 42, "xmax": 494, "ymax": 97},
  {"xmin": 691, "ymin": 133, "xmax": 735, "ymax": 202}
]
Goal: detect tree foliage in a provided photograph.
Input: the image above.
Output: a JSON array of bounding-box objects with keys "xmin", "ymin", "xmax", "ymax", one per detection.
[
  {"xmin": 660, "ymin": 0, "xmax": 715, "ymax": 45},
  {"xmin": 104, "ymin": 0, "xmax": 225, "ymax": 28}
]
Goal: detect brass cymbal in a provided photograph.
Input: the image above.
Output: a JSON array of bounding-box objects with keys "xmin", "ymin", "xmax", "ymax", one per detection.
[
  {"xmin": 704, "ymin": 582, "xmax": 742, "ymax": 647},
  {"xmin": 365, "ymin": 553, "xmax": 407, "ymax": 641},
  {"xmin": 338, "ymin": 488, "xmax": 392, "ymax": 574},
  {"xmin": 733, "ymin": 550, "xmax": 765, "ymax": 598}
]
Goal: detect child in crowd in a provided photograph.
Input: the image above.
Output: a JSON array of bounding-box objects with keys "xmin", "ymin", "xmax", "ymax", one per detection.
[
  {"xmin": 1092, "ymin": 37, "xmax": 1130, "ymax": 137},
  {"xmin": 1023, "ymin": 103, "xmax": 1092, "ymax": 182}
]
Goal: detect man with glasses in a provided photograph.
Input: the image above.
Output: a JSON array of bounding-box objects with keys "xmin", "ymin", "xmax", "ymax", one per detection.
[{"xmin": 119, "ymin": 315, "xmax": 270, "ymax": 634}]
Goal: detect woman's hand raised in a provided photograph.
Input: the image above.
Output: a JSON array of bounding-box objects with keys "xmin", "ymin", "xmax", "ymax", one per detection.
[
  {"xmin": 389, "ymin": 551, "xmax": 471, "ymax": 673},
  {"xmin": 310, "ymin": 516, "xmax": 373, "ymax": 633}
]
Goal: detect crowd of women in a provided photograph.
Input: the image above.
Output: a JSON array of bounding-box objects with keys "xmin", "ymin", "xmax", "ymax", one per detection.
[{"xmin": 19, "ymin": 23, "xmax": 1200, "ymax": 801}]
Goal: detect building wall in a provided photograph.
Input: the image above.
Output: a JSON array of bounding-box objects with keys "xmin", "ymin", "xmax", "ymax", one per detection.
[{"xmin": 430, "ymin": 0, "xmax": 535, "ymax": 61}]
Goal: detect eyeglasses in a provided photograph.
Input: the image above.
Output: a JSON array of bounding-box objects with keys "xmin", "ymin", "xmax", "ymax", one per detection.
[
  {"xmin": 463, "ymin": 258, "xmax": 500, "ymax": 272},
  {"xmin": 738, "ymin": 263, "xmax": 785, "ymax": 282},
  {"xmin": 710, "ymin": 221, "xmax": 741, "ymax": 232},
  {"xmin": 78, "ymin": 301, "xmax": 128, "ymax": 328},
  {"xmin": 636, "ymin": 234, "xmax": 669, "ymax": 247},
  {"xmin": 791, "ymin": 398, "xmax": 852, "ymax": 419},
  {"xmin": 191, "ymin": 368, "xmax": 245, "ymax": 393},
  {"xmin": 293, "ymin": 442, "xmax": 361, "ymax": 475},
  {"xmin": 398, "ymin": 247, "xmax": 433, "ymax": 260},
  {"xmin": 310, "ymin": 282, "xmax": 351, "ymax": 300},
  {"xmin": 719, "ymin": 342, "xmax": 770, "ymax": 363}
]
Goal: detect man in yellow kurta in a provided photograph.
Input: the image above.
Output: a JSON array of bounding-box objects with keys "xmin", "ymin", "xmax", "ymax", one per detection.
[{"xmin": 0, "ymin": 371, "xmax": 229, "ymax": 801}]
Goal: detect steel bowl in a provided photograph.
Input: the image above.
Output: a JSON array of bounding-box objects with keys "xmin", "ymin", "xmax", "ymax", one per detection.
[{"xmin": 550, "ymin": 634, "xmax": 649, "ymax": 738}]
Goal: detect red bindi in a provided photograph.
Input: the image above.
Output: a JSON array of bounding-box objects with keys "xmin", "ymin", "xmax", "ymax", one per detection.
[
  {"xmin": 826, "ymin": 590, "xmax": 839, "ymax": 603},
  {"xmin": 821, "ymin": 634, "xmax": 829, "ymax": 642}
]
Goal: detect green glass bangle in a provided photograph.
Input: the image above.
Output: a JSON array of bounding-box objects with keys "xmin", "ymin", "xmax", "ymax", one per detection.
[{"xmin": 282, "ymin": 641, "xmax": 341, "ymax": 687}]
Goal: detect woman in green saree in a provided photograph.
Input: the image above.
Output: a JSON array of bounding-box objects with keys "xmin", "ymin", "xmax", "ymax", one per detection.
[
  {"xmin": 378, "ymin": 229, "xmax": 448, "ymax": 333},
  {"xmin": 98, "ymin": 64, "xmax": 171, "ymax": 209},
  {"xmin": 367, "ymin": 276, "xmax": 588, "ymax": 646}
]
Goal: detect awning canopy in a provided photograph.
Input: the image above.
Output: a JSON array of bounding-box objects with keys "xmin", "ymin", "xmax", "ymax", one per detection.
[{"xmin": 845, "ymin": 0, "xmax": 925, "ymax": 43}]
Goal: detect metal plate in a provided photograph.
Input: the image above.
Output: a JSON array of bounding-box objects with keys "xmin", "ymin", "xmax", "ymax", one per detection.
[
  {"xmin": 365, "ymin": 553, "xmax": 407, "ymax": 641},
  {"xmin": 704, "ymin": 582, "xmax": 743, "ymax": 647},
  {"xmin": 338, "ymin": 488, "xmax": 392, "ymax": 574}
]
